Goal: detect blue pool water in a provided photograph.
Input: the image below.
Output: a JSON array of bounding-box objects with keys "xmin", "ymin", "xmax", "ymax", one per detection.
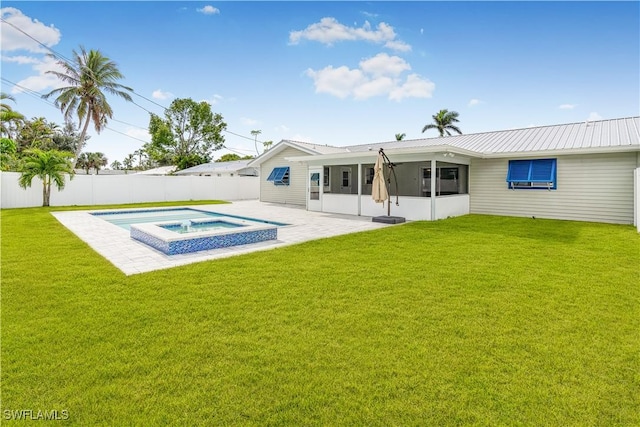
[
  {"xmin": 160, "ymin": 220, "xmax": 244, "ymax": 234},
  {"xmin": 92, "ymin": 208, "xmax": 287, "ymax": 230}
]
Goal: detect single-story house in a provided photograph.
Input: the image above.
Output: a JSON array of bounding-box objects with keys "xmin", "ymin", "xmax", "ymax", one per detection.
[
  {"xmin": 249, "ymin": 116, "xmax": 640, "ymax": 226},
  {"xmin": 173, "ymin": 160, "xmax": 259, "ymax": 177}
]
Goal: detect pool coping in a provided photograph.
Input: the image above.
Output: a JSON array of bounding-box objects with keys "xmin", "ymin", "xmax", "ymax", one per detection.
[{"xmin": 51, "ymin": 201, "xmax": 393, "ymax": 275}]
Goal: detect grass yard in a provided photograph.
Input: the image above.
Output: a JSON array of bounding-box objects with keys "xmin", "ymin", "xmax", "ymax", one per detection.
[{"xmin": 1, "ymin": 201, "xmax": 639, "ymax": 425}]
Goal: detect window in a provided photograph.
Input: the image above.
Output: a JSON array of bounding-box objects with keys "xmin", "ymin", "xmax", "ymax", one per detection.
[
  {"xmin": 506, "ymin": 159, "xmax": 556, "ymax": 190},
  {"xmin": 341, "ymin": 168, "xmax": 351, "ymax": 188},
  {"xmin": 310, "ymin": 173, "xmax": 320, "ymax": 200},
  {"xmin": 365, "ymin": 167, "xmax": 374, "ymax": 185},
  {"xmin": 323, "ymin": 167, "xmax": 330, "ymax": 187},
  {"xmin": 266, "ymin": 166, "xmax": 290, "ymax": 186}
]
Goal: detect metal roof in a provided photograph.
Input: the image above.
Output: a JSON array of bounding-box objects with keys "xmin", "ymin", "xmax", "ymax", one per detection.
[
  {"xmin": 342, "ymin": 116, "xmax": 639, "ymax": 157},
  {"xmin": 173, "ymin": 160, "xmax": 255, "ymax": 175}
]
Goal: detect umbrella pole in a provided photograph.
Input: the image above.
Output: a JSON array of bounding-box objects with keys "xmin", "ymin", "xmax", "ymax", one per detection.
[{"xmin": 372, "ymin": 148, "xmax": 405, "ymax": 224}]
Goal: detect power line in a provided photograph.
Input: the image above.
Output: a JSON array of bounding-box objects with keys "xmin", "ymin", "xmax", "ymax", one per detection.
[{"xmin": 1, "ymin": 19, "xmax": 273, "ymax": 156}]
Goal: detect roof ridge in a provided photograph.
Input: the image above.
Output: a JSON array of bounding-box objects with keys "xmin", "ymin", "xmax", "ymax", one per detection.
[{"xmin": 341, "ymin": 116, "xmax": 640, "ymax": 148}]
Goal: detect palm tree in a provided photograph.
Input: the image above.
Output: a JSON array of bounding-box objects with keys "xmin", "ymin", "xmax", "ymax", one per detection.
[
  {"xmin": 262, "ymin": 140, "xmax": 273, "ymax": 151},
  {"xmin": 76, "ymin": 152, "xmax": 91, "ymax": 174},
  {"xmin": 395, "ymin": 133, "xmax": 406, "ymax": 141},
  {"xmin": 89, "ymin": 152, "xmax": 108, "ymax": 174},
  {"xmin": 42, "ymin": 46, "xmax": 133, "ymax": 166},
  {"xmin": 1, "ymin": 92, "xmax": 25, "ymax": 139},
  {"xmin": 18, "ymin": 149, "xmax": 75, "ymax": 206},
  {"xmin": 110, "ymin": 160, "xmax": 122, "ymax": 170},
  {"xmin": 251, "ymin": 129, "xmax": 262, "ymax": 155},
  {"xmin": 422, "ymin": 109, "xmax": 462, "ymax": 137},
  {"xmin": 123, "ymin": 154, "xmax": 134, "ymax": 172}
]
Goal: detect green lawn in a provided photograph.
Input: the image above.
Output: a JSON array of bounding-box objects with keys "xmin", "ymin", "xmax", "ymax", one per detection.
[{"xmin": 2, "ymin": 202, "xmax": 639, "ymax": 426}]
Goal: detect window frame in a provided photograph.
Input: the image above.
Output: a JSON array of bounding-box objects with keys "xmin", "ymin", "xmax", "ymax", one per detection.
[{"xmin": 506, "ymin": 159, "xmax": 557, "ymax": 190}]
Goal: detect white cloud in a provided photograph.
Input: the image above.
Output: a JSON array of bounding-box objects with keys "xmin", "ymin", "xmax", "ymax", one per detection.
[
  {"xmin": 152, "ymin": 89, "xmax": 173, "ymax": 100},
  {"xmin": 0, "ymin": 7, "xmax": 61, "ymax": 53},
  {"xmin": 241, "ymin": 117, "xmax": 259, "ymax": 126},
  {"xmin": 10, "ymin": 55, "xmax": 65, "ymax": 94},
  {"xmin": 359, "ymin": 53, "xmax": 411, "ymax": 77},
  {"xmin": 389, "ymin": 74, "xmax": 435, "ymax": 101},
  {"xmin": 353, "ymin": 76, "xmax": 396, "ymax": 99},
  {"xmin": 468, "ymin": 98, "xmax": 483, "ymax": 107},
  {"xmin": 383, "ymin": 40, "xmax": 411, "ymax": 52},
  {"xmin": 1, "ymin": 55, "xmax": 39, "ymax": 65},
  {"xmin": 275, "ymin": 125, "xmax": 290, "ymax": 133},
  {"xmin": 305, "ymin": 54, "xmax": 434, "ymax": 101},
  {"xmin": 289, "ymin": 17, "xmax": 411, "ymax": 52},
  {"xmin": 197, "ymin": 5, "xmax": 219, "ymax": 15},
  {"xmin": 558, "ymin": 103, "xmax": 577, "ymax": 110},
  {"xmin": 587, "ymin": 112, "xmax": 602, "ymax": 121},
  {"xmin": 305, "ymin": 66, "xmax": 366, "ymax": 99}
]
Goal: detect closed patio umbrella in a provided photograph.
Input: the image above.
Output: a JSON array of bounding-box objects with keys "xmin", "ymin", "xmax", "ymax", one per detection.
[{"xmin": 372, "ymin": 152, "xmax": 388, "ymax": 204}]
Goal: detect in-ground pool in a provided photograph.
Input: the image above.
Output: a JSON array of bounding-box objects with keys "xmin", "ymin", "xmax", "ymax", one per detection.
[
  {"xmin": 92, "ymin": 207, "xmax": 286, "ymax": 230},
  {"xmin": 91, "ymin": 207, "xmax": 285, "ymax": 255}
]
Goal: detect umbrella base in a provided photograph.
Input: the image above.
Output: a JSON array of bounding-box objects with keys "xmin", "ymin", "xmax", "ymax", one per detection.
[{"xmin": 372, "ymin": 215, "xmax": 406, "ymax": 224}]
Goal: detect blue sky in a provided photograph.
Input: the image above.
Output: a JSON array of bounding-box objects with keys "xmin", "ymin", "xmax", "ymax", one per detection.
[{"xmin": 1, "ymin": 1, "xmax": 638, "ymax": 165}]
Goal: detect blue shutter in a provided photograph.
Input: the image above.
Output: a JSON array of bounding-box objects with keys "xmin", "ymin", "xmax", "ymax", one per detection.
[
  {"xmin": 507, "ymin": 160, "xmax": 531, "ymax": 181},
  {"xmin": 530, "ymin": 159, "xmax": 555, "ymax": 182},
  {"xmin": 266, "ymin": 168, "xmax": 280, "ymax": 181},
  {"xmin": 267, "ymin": 167, "xmax": 290, "ymax": 185}
]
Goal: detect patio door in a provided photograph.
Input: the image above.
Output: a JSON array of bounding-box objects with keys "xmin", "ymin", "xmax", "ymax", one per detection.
[{"xmin": 308, "ymin": 168, "xmax": 322, "ymax": 211}]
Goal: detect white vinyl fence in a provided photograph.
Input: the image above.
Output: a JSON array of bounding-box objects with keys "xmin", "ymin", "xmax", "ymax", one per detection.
[{"xmin": 0, "ymin": 172, "xmax": 259, "ymax": 208}]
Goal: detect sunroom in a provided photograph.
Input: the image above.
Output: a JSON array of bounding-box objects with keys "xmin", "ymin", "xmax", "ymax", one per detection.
[{"xmin": 287, "ymin": 146, "xmax": 475, "ymax": 221}]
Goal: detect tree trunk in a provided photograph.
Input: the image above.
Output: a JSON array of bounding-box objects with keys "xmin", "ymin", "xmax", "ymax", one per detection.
[
  {"xmin": 42, "ymin": 180, "xmax": 50, "ymax": 207},
  {"xmin": 75, "ymin": 118, "xmax": 92, "ymax": 168}
]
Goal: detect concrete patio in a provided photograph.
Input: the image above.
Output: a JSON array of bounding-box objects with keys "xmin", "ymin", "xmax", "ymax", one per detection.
[{"xmin": 52, "ymin": 200, "xmax": 395, "ymax": 275}]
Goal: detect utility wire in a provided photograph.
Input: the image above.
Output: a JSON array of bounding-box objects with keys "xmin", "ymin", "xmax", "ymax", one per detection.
[{"xmin": 0, "ymin": 19, "xmax": 269, "ymax": 148}]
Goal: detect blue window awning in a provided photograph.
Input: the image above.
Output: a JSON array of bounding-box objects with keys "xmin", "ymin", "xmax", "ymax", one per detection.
[
  {"xmin": 267, "ymin": 167, "xmax": 290, "ymax": 186},
  {"xmin": 506, "ymin": 159, "xmax": 556, "ymax": 189}
]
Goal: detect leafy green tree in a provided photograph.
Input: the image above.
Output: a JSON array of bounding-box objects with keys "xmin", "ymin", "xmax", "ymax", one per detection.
[
  {"xmin": 18, "ymin": 149, "xmax": 75, "ymax": 206},
  {"xmin": 218, "ymin": 153, "xmax": 241, "ymax": 162},
  {"xmin": 218, "ymin": 153, "xmax": 255, "ymax": 162},
  {"xmin": 16, "ymin": 117, "xmax": 58, "ymax": 152},
  {"xmin": 262, "ymin": 140, "xmax": 273, "ymax": 152},
  {"xmin": 147, "ymin": 98, "xmax": 227, "ymax": 169},
  {"xmin": 1, "ymin": 138, "xmax": 19, "ymax": 171},
  {"xmin": 52, "ymin": 121, "xmax": 88, "ymax": 154},
  {"xmin": 395, "ymin": 133, "xmax": 406, "ymax": 141},
  {"xmin": 422, "ymin": 109, "xmax": 462, "ymax": 137},
  {"xmin": 42, "ymin": 46, "xmax": 133, "ymax": 165}
]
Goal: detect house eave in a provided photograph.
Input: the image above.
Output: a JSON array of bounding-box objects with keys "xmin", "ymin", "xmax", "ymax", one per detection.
[{"xmin": 480, "ymin": 145, "xmax": 640, "ymax": 159}]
